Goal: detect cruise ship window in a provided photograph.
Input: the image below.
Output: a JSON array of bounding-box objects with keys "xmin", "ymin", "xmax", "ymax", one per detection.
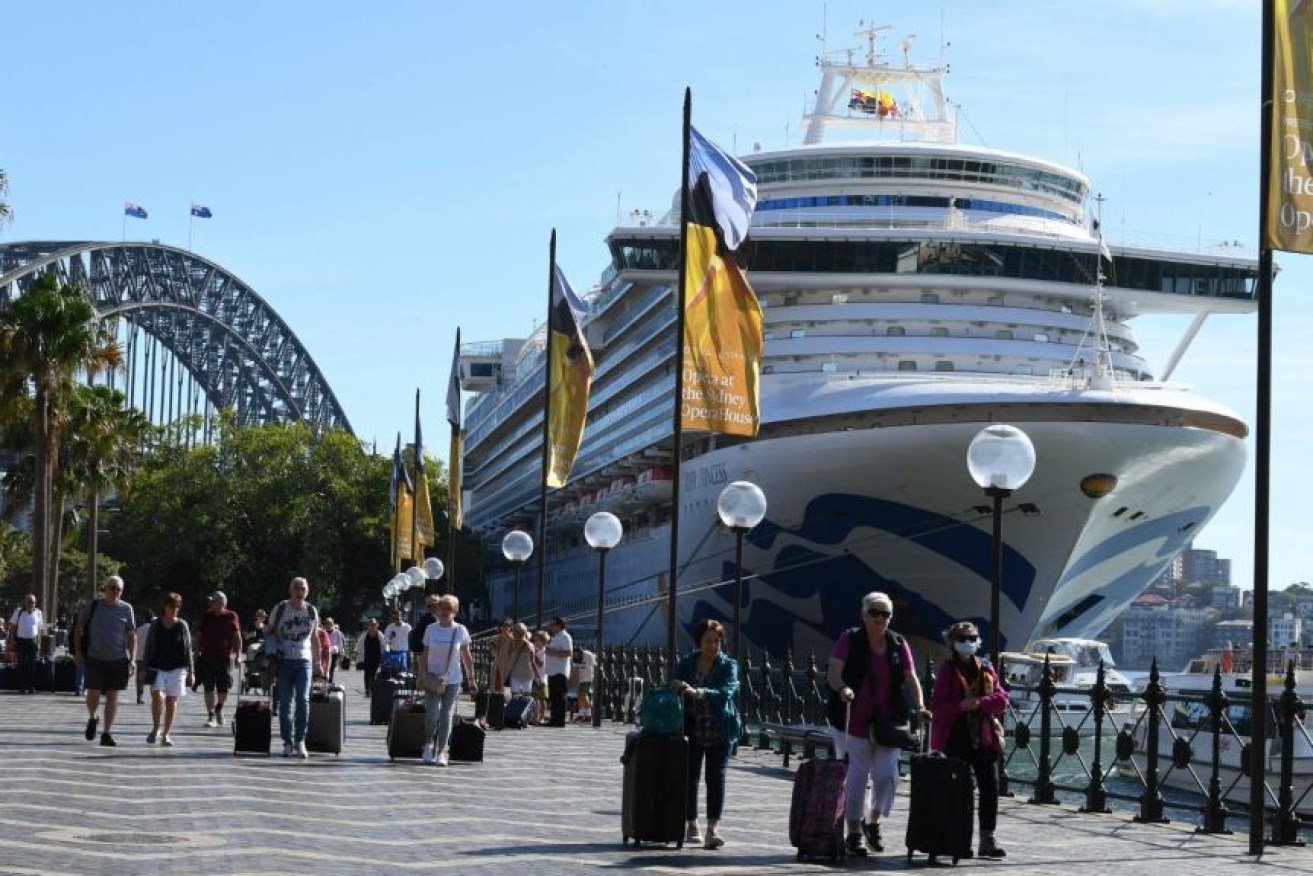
[
  {"xmin": 821, "ymin": 361, "xmax": 837, "ymax": 373},
  {"xmin": 934, "ymin": 361, "xmax": 955, "ymax": 372},
  {"xmin": 790, "ymin": 329, "xmax": 806, "ymax": 339},
  {"xmin": 886, "ymin": 326, "xmax": 905, "ymax": 336},
  {"xmin": 988, "ymin": 295, "xmax": 1004, "ymax": 306},
  {"xmin": 1033, "ymin": 332, "xmax": 1049, "ymax": 343},
  {"xmin": 762, "ymin": 365, "xmax": 774, "ymax": 374},
  {"xmin": 1014, "ymin": 364, "xmax": 1034, "ymax": 375},
  {"xmin": 996, "ymin": 330, "xmax": 1013, "ymax": 340},
  {"xmin": 930, "ymin": 327, "xmax": 948, "ymax": 337},
  {"xmin": 764, "ymin": 331, "xmax": 775, "ymax": 340},
  {"xmin": 897, "ymin": 360, "xmax": 917, "ymax": 371},
  {"xmin": 831, "ymin": 293, "xmax": 849, "ymax": 304},
  {"xmin": 921, "ymin": 292, "xmax": 940, "ymax": 304}
]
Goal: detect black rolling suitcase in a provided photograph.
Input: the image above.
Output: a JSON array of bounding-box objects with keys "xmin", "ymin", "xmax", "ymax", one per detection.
[
  {"xmin": 476, "ymin": 687, "xmax": 506, "ymax": 730},
  {"xmin": 371, "ymin": 673, "xmax": 409, "ymax": 725},
  {"xmin": 448, "ymin": 717, "xmax": 486, "ymax": 762},
  {"xmin": 387, "ymin": 695, "xmax": 429, "ymax": 760},
  {"xmin": 905, "ymin": 753, "xmax": 974, "ymax": 865},
  {"xmin": 621, "ymin": 732, "xmax": 688, "ymax": 848},
  {"xmin": 306, "ymin": 684, "xmax": 345, "ymax": 755},
  {"xmin": 233, "ymin": 698, "xmax": 273, "ymax": 756}
]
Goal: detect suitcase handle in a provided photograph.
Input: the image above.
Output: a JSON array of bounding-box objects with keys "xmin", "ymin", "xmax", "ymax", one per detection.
[{"xmin": 835, "ymin": 700, "xmax": 853, "ymax": 762}]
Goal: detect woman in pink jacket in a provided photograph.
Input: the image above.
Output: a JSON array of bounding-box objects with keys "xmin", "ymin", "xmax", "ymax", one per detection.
[{"xmin": 929, "ymin": 621, "xmax": 1010, "ymax": 859}]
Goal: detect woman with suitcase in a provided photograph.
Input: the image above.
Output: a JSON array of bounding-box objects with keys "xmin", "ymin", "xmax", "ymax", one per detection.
[
  {"xmin": 418, "ymin": 594, "xmax": 475, "ymax": 765},
  {"xmin": 825, "ymin": 591, "xmax": 930, "ymax": 857},
  {"xmin": 929, "ymin": 620, "xmax": 1009, "ymax": 858},
  {"xmin": 673, "ymin": 618, "xmax": 741, "ymax": 850}
]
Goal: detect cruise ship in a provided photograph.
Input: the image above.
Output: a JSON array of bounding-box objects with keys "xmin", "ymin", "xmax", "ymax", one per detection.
[{"xmin": 456, "ymin": 29, "xmax": 1258, "ymax": 660}]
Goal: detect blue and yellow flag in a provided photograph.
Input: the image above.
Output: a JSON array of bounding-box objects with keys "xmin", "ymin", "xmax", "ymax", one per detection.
[
  {"xmin": 546, "ymin": 265, "xmax": 593, "ymax": 488},
  {"xmin": 390, "ymin": 433, "xmax": 414, "ymax": 569},
  {"xmin": 414, "ymin": 401, "xmax": 436, "ymax": 549},
  {"xmin": 681, "ymin": 127, "xmax": 763, "ymax": 436}
]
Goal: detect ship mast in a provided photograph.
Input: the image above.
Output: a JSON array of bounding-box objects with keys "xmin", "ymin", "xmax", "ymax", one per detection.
[{"xmin": 802, "ymin": 23, "xmax": 955, "ymax": 145}]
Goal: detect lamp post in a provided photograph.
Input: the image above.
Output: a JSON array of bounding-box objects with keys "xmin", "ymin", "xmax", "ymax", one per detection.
[
  {"xmin": 717, "ymin": 481, "xmax": 768, "ymax": 665},
  {"xmin": 404, "ymin": 565, "xmax": 426, "ymax": 624},
  {"xmin": 423, "ymin": 555, "xmax": 445, "ymax": 593},
  {"xmin": 502, "ymin": 530, "xmax": 533, "ymax": 623},
  {"xmin": 585, "ymin": 511, "xmax": 624, "ymax": 729},
  {"xmin": 966, "ymin": 424, "xmax": 1036, "ymax": 667}
]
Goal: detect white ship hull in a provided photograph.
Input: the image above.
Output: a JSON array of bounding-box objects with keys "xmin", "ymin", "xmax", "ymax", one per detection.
[{"xmin": 490, "ymin": 390, "xmax": 1245, "ymax": 661}]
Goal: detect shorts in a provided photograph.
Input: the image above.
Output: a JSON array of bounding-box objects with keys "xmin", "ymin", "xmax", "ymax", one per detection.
[
  {"xmin": 152, "ymin": 667, "xmax": 188, "ymax": 698},
  {"xmin": 84, "ymin": 657, "xmax": 131, "ymax": 693},
  {"xmin": 578, "ymin": 681, "xmax": 593, "ymax": 698},
  {"xmin": 198, "ymin": 656, "xmax": 233, "ymax": 693}
]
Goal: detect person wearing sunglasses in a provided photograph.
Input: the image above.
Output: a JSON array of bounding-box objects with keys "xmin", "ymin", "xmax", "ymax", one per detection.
[
  {"xmin": 929, "ymin": 620, "xmax": 1010, "ymax": 858},
  {"xmin": 825, "ymin": 592, "xmax": 930, "ymax": 857}
]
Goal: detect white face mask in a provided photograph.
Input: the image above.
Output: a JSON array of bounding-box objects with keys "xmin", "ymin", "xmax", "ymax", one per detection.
[{"xmin": 953, "ymin": 639, "xmax": 979, "ymax": 656}]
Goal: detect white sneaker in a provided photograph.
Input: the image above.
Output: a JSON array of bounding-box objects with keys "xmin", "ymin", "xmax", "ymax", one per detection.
[
  {"xmin": 296, "ymin": 742, "xmax": 309, "ymax": 759},
  {"xmin": 161, "ymin": 735, "xmax": 174, "ymax": 748},
  {"xmin": 422, "ymin": 744, "xmax": 434, "ymax": 764},
  {"xmin": 204, "ymin": 716, "xmax": 218, "ymax": 728},
  {"xmin": 436, "ymin": 750, "xmax": 449, "ymax": 767},
  {"xmin": 282, "ymin": 743, "xmax": 294, "ymax": 757}
]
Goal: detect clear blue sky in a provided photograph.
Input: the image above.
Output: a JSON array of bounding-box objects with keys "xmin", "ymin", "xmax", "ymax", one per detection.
[{"xmin": 2, "ymin": 1, "xmax": 1305, "ymax": 594}]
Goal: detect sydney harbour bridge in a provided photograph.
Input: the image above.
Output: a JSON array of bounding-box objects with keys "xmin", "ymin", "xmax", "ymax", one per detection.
[{"xmin": 0, "ymin": 241, "xmax": 352, "ymax": 436}]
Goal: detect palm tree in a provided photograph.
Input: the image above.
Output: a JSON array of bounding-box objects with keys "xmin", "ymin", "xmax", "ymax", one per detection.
[
  {"xmin": 0, "ymin": 274, "xmax": 121, "ymax": 615},
  {"xmin": 64, "ymin": 384, "xmax": 150, "ymax": 600},
  {"xmin": 0, "ymin": 167, "xmax": 11, "ymax": 228}
]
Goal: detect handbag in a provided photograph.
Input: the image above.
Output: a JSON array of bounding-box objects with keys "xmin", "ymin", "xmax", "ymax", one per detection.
[
  {"xmin": 869, "ymin": 714, "xmax": 920, "ymax": 751},
  {"xmin": 340, "ymin": 655, "xmax": 352, "ymax": 671},
  {"xmin": 987, "ymin": 715, "xmax": 1006, "ymax": 755}
]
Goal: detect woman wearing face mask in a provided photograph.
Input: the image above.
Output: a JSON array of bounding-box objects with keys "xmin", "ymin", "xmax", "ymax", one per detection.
[{"xmin": 929, "ymin": 621, "xmax": 1009, "ymax": 858}]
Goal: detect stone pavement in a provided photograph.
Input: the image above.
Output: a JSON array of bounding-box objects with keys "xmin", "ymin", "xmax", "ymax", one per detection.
[{"xmin": 0, "ymin": 682, "xmax": 1310, "ymax": 875}]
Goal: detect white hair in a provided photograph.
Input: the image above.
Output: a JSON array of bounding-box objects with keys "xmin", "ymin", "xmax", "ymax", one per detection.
[{"xmin": 861, "ymin": 591, "xmax": 893, "ymax": 614}]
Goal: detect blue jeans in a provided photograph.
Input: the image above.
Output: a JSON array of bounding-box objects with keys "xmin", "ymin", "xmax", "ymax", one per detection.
[
  {"xmin": 276, "ymin": 659, "xmax": 311, "ymax": 746},
  {"xmin": 687, "ymin": 741, "xmax": 730, "ymax": 821},
  {"xmin": 424, "ymin": 682, "xmax": 461, "ymax": 750}
]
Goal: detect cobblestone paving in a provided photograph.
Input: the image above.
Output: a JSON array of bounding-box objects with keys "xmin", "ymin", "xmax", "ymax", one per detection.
[{"xmin": 0, "ymin": 683, "xmax": 1310, "ymax": 874}]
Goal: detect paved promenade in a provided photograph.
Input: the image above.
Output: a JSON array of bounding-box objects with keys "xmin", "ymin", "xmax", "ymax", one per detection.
[{"xmin": 0, "ymin": 683, "xmax": 1310, "ymax": 875}]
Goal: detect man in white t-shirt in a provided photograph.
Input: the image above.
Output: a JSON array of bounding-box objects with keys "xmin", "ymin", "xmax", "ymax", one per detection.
[
  {"xmin": 8, "ymin": 594, "xmax": 43, "ymax": 694},
  {"xmin": 382, "ymin": 610, "xmax": 412, "ymax": 673},
  {"xmin": 544, "ymin": 617, "xmax": 573, "ymax": 727},
  {"xmin": 264, "ymin": 577, "xmax": 322, "ymax": 758}
]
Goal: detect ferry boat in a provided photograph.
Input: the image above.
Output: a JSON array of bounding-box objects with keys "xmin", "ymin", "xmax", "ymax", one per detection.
[
  {"xmin": 1001, "ymin": 638, "xmax": 1142, "ymax": 736},
  {"xmin": 456, "ymin": 27, "xmax": 1257, "ymax": 661},
  {"xmin": 1124, "ymin": 649, "xmax": 1313, "ymax": 816}
]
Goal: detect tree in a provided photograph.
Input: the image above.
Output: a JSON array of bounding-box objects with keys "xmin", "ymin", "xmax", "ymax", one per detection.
[
  {"xmin": 63, "ymin": 384, "xmax": 150, "ymax": 600},
  {"xmin": 0, "ymin": 167, "xmax": 10, "ymax": 228},
  {"xmin": 0, "ymin": 274, "xmax": 121, "ymax": 618}
]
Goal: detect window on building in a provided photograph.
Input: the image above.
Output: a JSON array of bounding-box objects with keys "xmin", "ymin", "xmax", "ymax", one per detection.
[
  {"xmin": 897, "ymin": 360, "xmax": 917, "ymax": 371},
  {"xmin": 887, "ymin": 326, "xmax": 906, "ymax": 336}
]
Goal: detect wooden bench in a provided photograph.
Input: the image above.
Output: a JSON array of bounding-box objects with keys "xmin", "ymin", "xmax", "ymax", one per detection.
[{"xmin": 757, "ymin": 721, "xmax": 836, "ymax": 767}]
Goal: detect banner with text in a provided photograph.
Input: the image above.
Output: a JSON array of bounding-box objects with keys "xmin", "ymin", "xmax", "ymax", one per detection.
[{"xmin": 1269, "ymin": 0, "xmax": 1313, "ymax": 253}]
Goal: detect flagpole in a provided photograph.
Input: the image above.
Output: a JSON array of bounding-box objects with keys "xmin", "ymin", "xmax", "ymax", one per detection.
[
  {"xmin": 121, "ymin": 208, "xmax": 126, "ymax": 243},
  {"xmin": 188, "ymin": 209, "xmax": 193, "ymax": 252},
  {"xmin": 448, "ymin": 328, "xmax": 461, "ymax": 615},
  {"xmin": 1249, "ymin": 0, "xmax": 1276, "ymax": 855},
  {"xmin": 536, "ymin": 230, "xmax": 557, "ymax": 629},
  {"xmin": 665, "ymin": 89, "xmax": 693, "ymax": 672},
  {"xmin": 412, "ymin": 388, "xmax": 422, "ymax": 569}
]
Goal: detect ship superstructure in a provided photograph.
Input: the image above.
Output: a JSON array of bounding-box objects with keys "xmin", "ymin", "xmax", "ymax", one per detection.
[{"xmin": 455, "ymin": 28, "xmax": 1257, "ymax": 657}]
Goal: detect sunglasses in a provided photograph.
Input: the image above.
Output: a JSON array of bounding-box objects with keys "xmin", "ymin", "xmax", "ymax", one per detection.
[
  {"xmin": 866, "ymin": 608, "xmax": 891, "ymax": 619},
  {"xmin": 955, "ymin": 634, "xmax": 980, "ymax": 643}
]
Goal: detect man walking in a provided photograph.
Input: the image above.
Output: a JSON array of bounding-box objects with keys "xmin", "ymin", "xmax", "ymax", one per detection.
[
  {"xmin": 265, "ymin": 577, "xmax": 323, "ymax": 758},
  {"xmin": 195, "ymin": 591, "xmax": 242, "ymax": 727},
  {"xmin": 7, "ymin": 594, "xmax": 43, "ymax": 694},
  {"xmin": 72, "ymin": 576, "xmax": 136, "ymax": 746},
  {"xmin": 544, "ymin": 617, "xmax": 573, "ymax": 727}
]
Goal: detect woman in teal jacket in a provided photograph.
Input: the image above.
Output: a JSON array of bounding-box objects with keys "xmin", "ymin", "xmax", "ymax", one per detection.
[{"xmin": 674, "ymin": 618, "xmax": 742, "ymax": 850}]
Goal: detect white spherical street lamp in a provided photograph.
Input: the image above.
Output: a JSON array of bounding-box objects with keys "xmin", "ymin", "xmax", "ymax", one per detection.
[
  {"xmin": 585, "ymin": 511, "xmax": 624, "ymax": 728},
  {"xmin": 501, "ymin": 530, "xmax": 534, "ymax": 621},
  {"xmin": 717, "ymin": 481, "xmax": 767, "ymax": 674}
]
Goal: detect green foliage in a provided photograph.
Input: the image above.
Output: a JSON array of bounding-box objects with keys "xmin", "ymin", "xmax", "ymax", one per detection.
[{"xmin": 104, "ymin": 419, "xmax": 421, "ymax": 626}]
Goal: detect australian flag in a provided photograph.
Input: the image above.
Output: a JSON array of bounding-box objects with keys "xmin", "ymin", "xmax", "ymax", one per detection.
[
  {"xmin": 124, "ymin": 202, "xmax": 148, "ymax": 219},
  {"xmin": 190, "ymin": 203, "xmax": 212, "ymax": 219}
]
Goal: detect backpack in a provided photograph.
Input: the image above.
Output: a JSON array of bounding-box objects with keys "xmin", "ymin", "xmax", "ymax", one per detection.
[
  {"xmin": 78, "ymin": 601, "xmax": 100, "ymax": 656},
  {"xmin": 638, "ymin": 688, "xmax": 684, "ymax": 736}
]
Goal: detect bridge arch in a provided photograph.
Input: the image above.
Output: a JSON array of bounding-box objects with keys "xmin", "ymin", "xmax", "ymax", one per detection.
[{"xmin": 0, "ymin": 240, "xmax": 352, "ymax": 433}]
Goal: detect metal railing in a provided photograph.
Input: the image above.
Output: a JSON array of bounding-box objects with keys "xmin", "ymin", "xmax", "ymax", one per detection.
[{"xmin": 467, "ymin": 639, "xmax": 1310, "ymax": 847}]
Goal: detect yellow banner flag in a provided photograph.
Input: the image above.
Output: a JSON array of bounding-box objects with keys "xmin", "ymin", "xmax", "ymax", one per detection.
[
  {"xmin": 449, "ymin": 429, "xmax": 463, "ymax": 531},
  {"xmin": 546, "ymin": 265, "xmax": 594, "ymax": 487},
  {"xmin": 680, "ymin": 221, "xmax": 763, "ymax": 435},
  {"xmin": 391, "ymin": 487, "xmax": 414, "ymax": 570},
  {"xmin": 1268, "ymin": 0, "xmax": 1313, "ymax": 253},
  {"xmin": 415, "ymin": 467, "xmax": 436, "ymax": 548}
]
